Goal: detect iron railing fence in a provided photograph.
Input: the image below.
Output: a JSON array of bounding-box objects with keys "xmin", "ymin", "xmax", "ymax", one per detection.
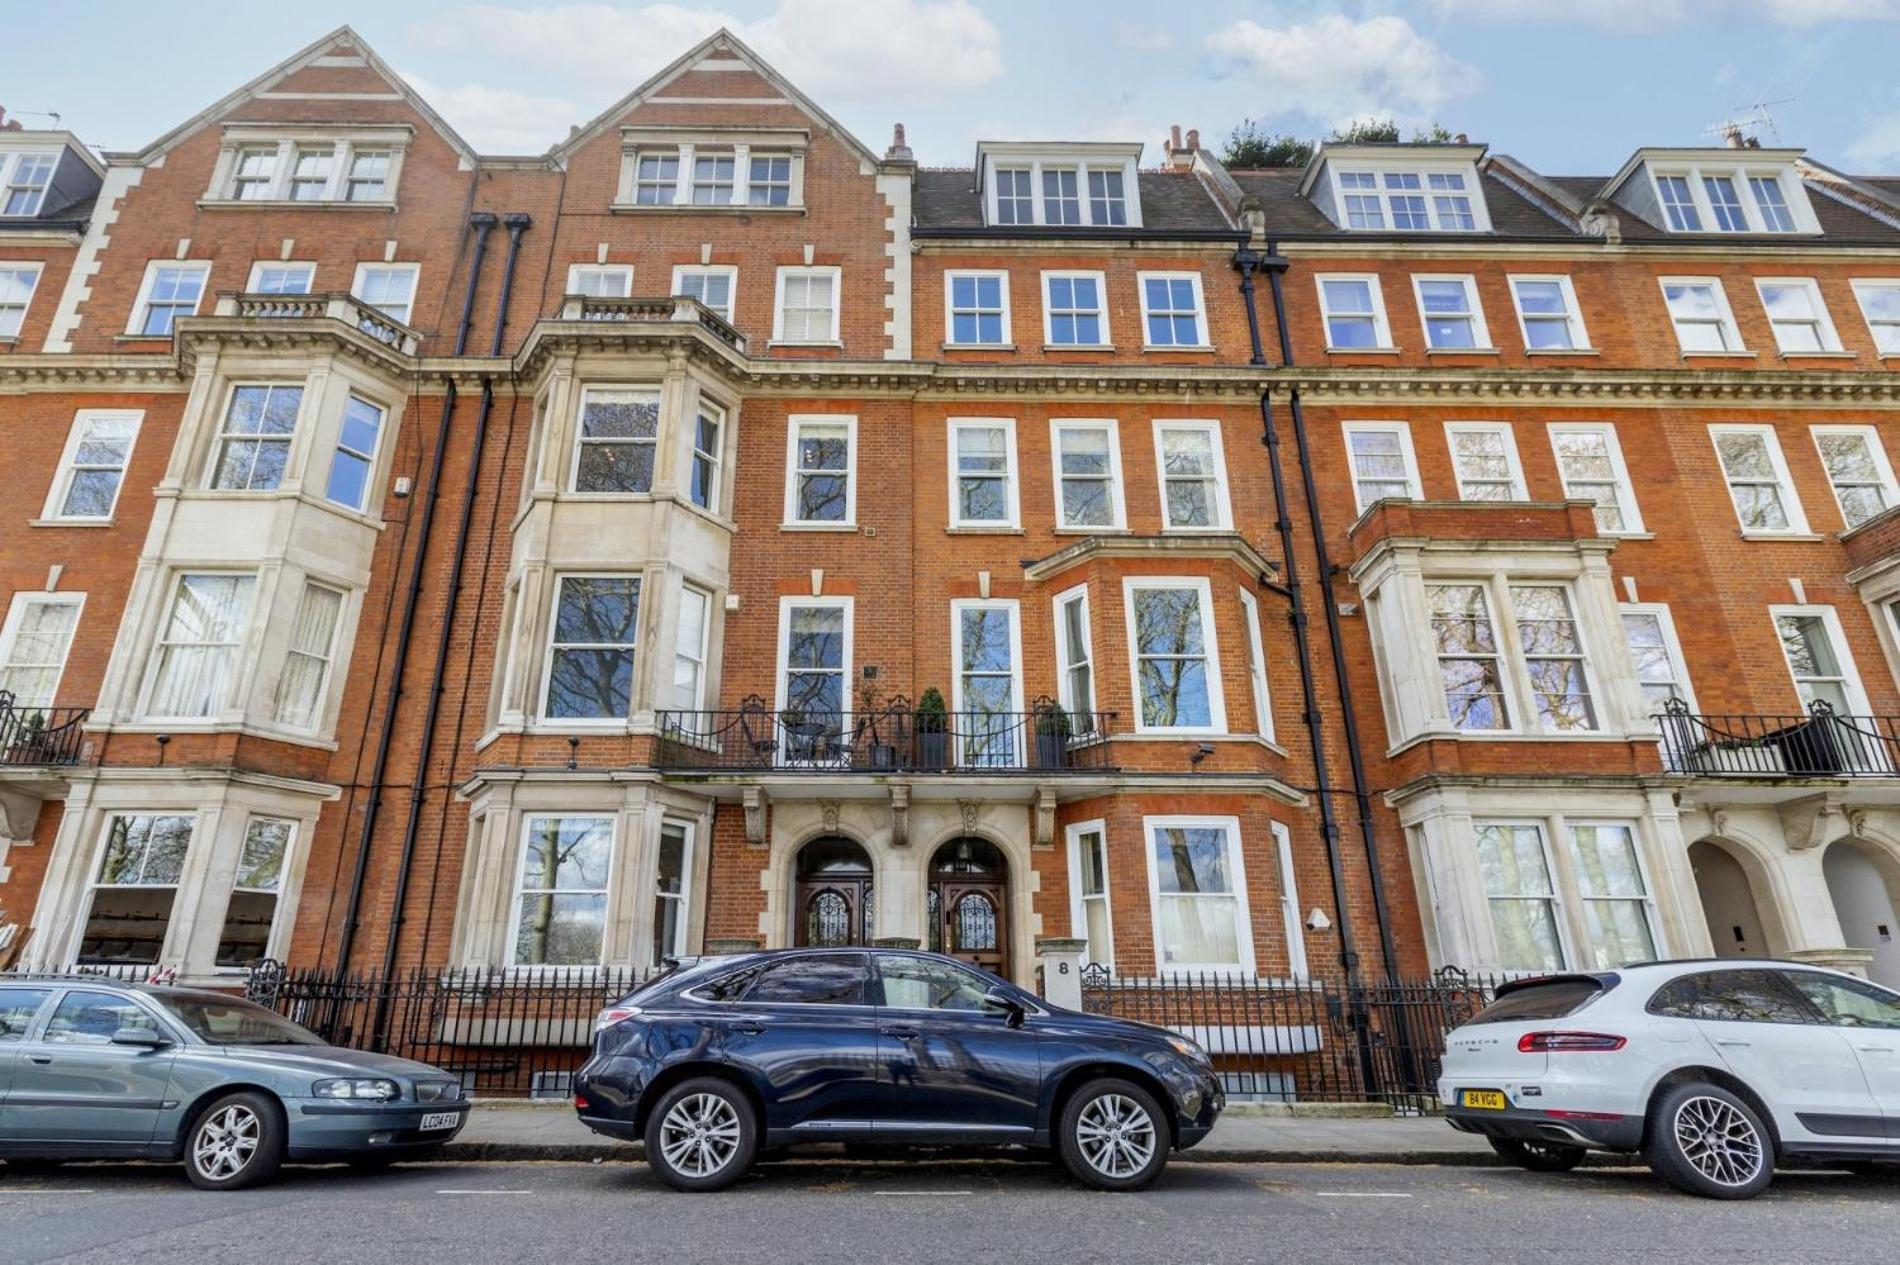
[
  {"xmin": 1656, "ymin": 698, "xmax": 1899, "ymax": 777},
  {"xmin": 1080, "ymin": 966, "xmax": 1506, "ymax": 1114},
  {"xmin": 656, "ymin": 696, "xmax": 1117, "ymax": 774},
  {"xmin": 246, "ymin": 965, "xmax": 665, "ymax": 1099},
  {"xmin": 0, "ymin": 691, "xmax": 90, "ymax": 767}
]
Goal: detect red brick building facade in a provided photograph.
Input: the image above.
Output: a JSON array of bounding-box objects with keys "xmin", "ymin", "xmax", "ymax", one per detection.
[{"xmin": 3, "ymin": 27, "xmax": 1900, "ymax": 998}]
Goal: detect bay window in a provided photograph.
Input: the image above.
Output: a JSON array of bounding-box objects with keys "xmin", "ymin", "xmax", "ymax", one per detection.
[
  {"xmin": 1474, "ymin": 821, "xmax": 1565, "ymax": 972},
  {"xmin": 512, "ymin": 815, "xmax": 614, "ymax": 966},
  {"xmin": 147, "ymin": 574, "xmax": 257, "ymax": 720},
  {"xmin": 1565, "ymin": 823, "xmax": 1659, "ymax": 969},
  {"xmin": 542, "ymin": 575, "xmax": 640, "ymax": 722},
  {"xmin": 78, "ymin": 814, "xmax": 194, "ymax": 965},
  {"xmin": 1125, "ymin": 578, "xmax": 1224, "ymax": 733},
  {"xmin": 1426, "ymin": 579, "xmax": 1602, "ymax": 735},
  {"xmin": 572, "ymin": 387, "xmax": 661, "ymax": 494},
  {"xmin": 272, "ymin": 582, "xmax": 344, "ymax": 731},
  {"xmin": 209, "ymin": 384, "xmax": 302, "ymax": 492},
  {"xmin": 216, "ymin": 818, "xmax": 293, "ymax": 968}
]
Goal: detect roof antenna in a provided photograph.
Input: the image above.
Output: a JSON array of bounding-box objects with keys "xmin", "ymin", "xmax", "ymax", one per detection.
[
  {"xmin": 0, "ymin": 108, "xmax": 60, "ymax": 131},
  {"xmin": 1703, "ymin": 97, "xmax": 1795, "ymax": 149}
]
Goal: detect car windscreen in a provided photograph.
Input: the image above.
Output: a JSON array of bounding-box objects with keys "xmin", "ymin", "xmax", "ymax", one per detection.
[
  {"xmin": 159, "ymin": 995, "xmax": 325, "ymax": 1045},
  {"xmin": 1466, "ymin": 977, "xmax": 1607, "ymax": 1025}
]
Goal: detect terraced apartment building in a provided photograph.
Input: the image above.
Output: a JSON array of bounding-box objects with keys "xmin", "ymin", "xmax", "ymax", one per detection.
[{"xmin": 3, "ymin": 25, "xmax": 1900, "ymax": 999}]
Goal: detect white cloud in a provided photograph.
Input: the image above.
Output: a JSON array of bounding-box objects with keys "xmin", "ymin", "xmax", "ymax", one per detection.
[
  {"xmin": 1846, "ymin": 108, "xmax": 1900, "ymax": 168},
  {"xmin": 413, "ymin": 0, "xmax": 1003, "ymax": 104},
  {"xmin": 401, "ymin": 72, "xmax": 579, "ymax": 153},
  {"xmin": 1430, "ymin": 0, "xmax": 1897, "ymax": 29},
  {"xmin": 1206, "ymin": 15, "xmax": 1480, "ymax": 120},
  {"xmin": 1110, "ymin": 21, "xmax": 1175, "ymax": 51}
]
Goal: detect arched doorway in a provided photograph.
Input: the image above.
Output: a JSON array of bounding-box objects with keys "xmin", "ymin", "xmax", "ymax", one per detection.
[
  {"xmin": 1690, "ymin": 840, "xmax": 1770, "ymax": 959},
  {"xmin": 928, "ymin": 837, "xmax": 1009, "ymax": 976},
  {"xmin": 1824, "ymin": 840, "xmax": 1900, "ymax": 988},
  {"xmin": 794, "ymin": 836, "xmax": 873, "ymax": 948}
]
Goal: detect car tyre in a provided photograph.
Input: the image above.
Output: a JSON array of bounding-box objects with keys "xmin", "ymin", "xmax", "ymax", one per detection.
[
  {"xmin": 644, "ymin": 1077, "xmax": 758, "ymax": 1192},
  {"xmin": 184, "ymin": 1091, "xmax": 285, "ymax": 1191},
  {"xmin": 1487, "ymin": 1136, "xmax": 1586, "ymax": 1173},
  {"xmin": 1057, "ymin": 1078, "xmax": 1169, "ymax": 1192},
  {"xmin": 1644, "ymin": 1082, "xmax": 1773, "ymax": 1200}
]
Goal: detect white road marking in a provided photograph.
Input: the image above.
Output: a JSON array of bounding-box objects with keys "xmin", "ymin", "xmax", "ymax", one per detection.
[
  {"xmin": 872, "ymin": 1190, "xmax": 971, "ymax": 1197},
  {"xmin": 0, "ymin": 1189, "xmax": 100, "ymax": 1195},
  {"xmin": 434, "ymin": 1189, "xmax": 535, "ymax": 1195},
  {"xmin": 1314, "ymin": 1192, "xmax": 1413, "ymax": 1198}
]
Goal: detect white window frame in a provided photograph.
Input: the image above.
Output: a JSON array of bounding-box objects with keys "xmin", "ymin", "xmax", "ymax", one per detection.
[
  {"xmin": 949, "ymin": 598, "xmax": 1026, "ymax": 765},
  {"xmin": 206, "ymin": 382, "xmax": 304, "ymax": 493},
  {"xmin": 1708, "ymin": 423, "xmax": 1810, "ymax": 536},
  {"xmin": 1049, "ymin": 419, "xmax": 1125, "ymax": 531},
  {"xmin": 1135, "ymin": 271, "xmax": 1209, "ymax": 350},
  {"xmin": 1619, "ymin": 601, "xmax": 1698, "ymax": 715},
  {"xmin": 507, "ymin": 813, "xmax": 618, "ymax": 969},
  {"xmin": 1237, "ymin": 587, "xmax": 1274, "ymax": 741},
  {"xmin": 1151, "ymin": 420, "xmax": 1233, "ymax": 531},
  {"xmin": 0, "ymin": 150, "xmax": 59, "ymax": 217},
  {"xmin": 943, "ymin": 269, "xmax": 1012, "ymax": 348},
  {"xmin": 1506, "ymin": 274, "xmax": 1590, "ymax": 352},
  {"xmin": 1123, "ymin": 575, "xmax": 1228, "ymax": 735},
  {"xmin": 76, "ymin": 811, "xmax": 195, "ymax": 967},
  {"xmin": 1141, "ymin": 814, "xmax": 1256, "ymax": 976},
  {"xmin": 43, "ymin": 408, "xmax": 142, "ymax": 522},
  {"xmin": 1644, "ymin": 163, "xmax": 1817, "ymax": 235},
  {"xmin": 0, "ymin": 591, "xmax": 84, "ymax": 709},
  {"xmin": 324, "ymin": 394, "xmax": 387, "ymax": 514},
  {"xmin": 1562, "ymin": 819, "xmax": 1663, "ymax": 971},
  {"xmin": 1850, "ymin": 279, "xmax": 1900, "ymax": 356},
  {"xmin": 538, "ymin": 573, "xmax": 642, "ymax": 726},
  {"xmin": 671, "ymin": 583, "xmax": 713, "ymax": 712},
  {"xmin": 1040, "ymin": 270, "xmax": 1111, "ymax": 348},
  {"xmin": 1659, "ymin": 276, "xmax": 1746, "ymax": 355},
  {"xmin": 219, "ymin": 814, "xmax": 298, "ymax": 972},
  {"xmin": 771, "ymin": 265, "xmax": 841, "ymax": 345},
  {"xmin": 1271, "ymin": 821, "xmax": 1307, "ymax": 980},
  {"xmin": 1342, "ymin": 421, "xmax": 1423, "ymax": 513},
  {"xmin": 244, "ymin": 260, "xmax": 316, "ymax": 295},
  {"xmin": 0, "ymin": 261, "xmax": 43, "ymax": 338},
  {"xmin": 689, "ymin": 397, "xmax": 726, "ymax": 515},
  {"xmin": 569, "ymin": 385, "xmax": 663, "ymax": 497},
  {"xmin": 1755, "ymin": 276, "xmax": 1843, "ymax": 355},
  {"xmin": 1427, "ymin": 577, "xmax": 1606, "ymax": 737},
  {"xmin": 1811, "ymin": 424, "xmax": 1900, "ymax": 531},
  {"xmin": 672, "ymin": 264, "xmax": 737, "ymax": 322},
  {"xmin": 946, "ymin": 417, "xmax": 1020, "ymax": 529},
  {"xmin": 1315, "ymin": 273, "xmax": 1394, "ymax": 351},
  {"xmin": 782, "ymin": 414, "xmax": 858, "ymax": 528},
  {"xmin": 1770, "ymin": 603, "xmax": 1874, "ymax": 716},
  {"xmin": 1444, "ymin": 421, "xmax": 1528, "ymax": 502},
  {"xmin": 1473, "ymin": 818, "xmax": 1573, "ymax": 972},
  {"xmin": 1411, "ymin": 274, "xmax": 1493, "ymax": 351},
  {"xmin": 773, "ymin": 593, "xmax": 854, "ymax": 722},
  {"xmin": 1547, "ymin": 422, "xmax": 1645, "ymax": 535},
  {"xmin": 653, "ymin": 818, "xmax": 696, "ymax": 962},
  {"xmin": 980, "ymin": 153, "xmax": 1143, "ymax": 228},
  {"xmin": 1053, "ymin": 583, "xmax": 1096, "ymax": 724},
  {"xmin": 127, "ymin": 260, "xmax": 211, "ymax": 337},
  {"xmin": 350, "ymin": 262, "xmax": 420, "ymax": 327},
  {"xmin": 565, "ymin": 264, "xmax": 633, "ymax": 298},
  {"xmin": 1326, "ymin": 162, "xmax": 1493, "ymax": 234},
  {"xmin": 1066, "ymin": 818, "xmax": 1114, "ymax": 969},
  {"xmin": 271, "ymin": 580, "xmax": 346, "ymax": 732},
  {"xmin": 141, "ymin": 571, "xmax": 258, "ymax": 721}
]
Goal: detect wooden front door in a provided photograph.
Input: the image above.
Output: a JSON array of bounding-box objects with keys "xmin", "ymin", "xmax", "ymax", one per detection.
[
  {"xmin": 795, "ymin": 878, "xmax": 872, "ymax": 947},
  {"xmin": 933, "ymin": 879, "xmax": 1007, "ymax": 976}
]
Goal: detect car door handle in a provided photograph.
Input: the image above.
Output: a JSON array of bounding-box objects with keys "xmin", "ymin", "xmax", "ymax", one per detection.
[
  {"xmin": 1857, "ymin": 1044, "xmax": 1896, "ymax": 1054},
  {"xmin": 881, "ymin": 1026, "xmax": 921, "ymax": 1041},
  {"xmin": 731, "ymin": 1022, "xmax": 766, "ymax": 1036},
  {"xmin": 1712, "ymin": 1038, "xmax": 1750, "ymax": 1048},
  {"xmin": 26, "ymin": 1055, "xmax": 51, "ymax": 1064}
]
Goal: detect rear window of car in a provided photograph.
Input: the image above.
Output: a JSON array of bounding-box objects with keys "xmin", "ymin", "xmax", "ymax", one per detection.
[
  {"xmin": 1467, "ymin": 978, "xmax": 1607, "ymax": 1024},
  {"xmin": 742, "ymin": 955, "xmax": 868, "ymax": 1005}
]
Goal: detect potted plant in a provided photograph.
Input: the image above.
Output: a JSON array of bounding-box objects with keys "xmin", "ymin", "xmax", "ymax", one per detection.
[
  {"xmin": 5, "ymin": 709, "xmax": 47, "ymax": 764},
  {"xmin": 1033, "ymin": 702, "xmax": 1073, "ymax": 770},
  {"xmin": 856, "ymin": 677, "xmax": 899, "ymax": 770},
  {"xmin": 914, "ymin": 688, "xmax": 949, "ymax": 770}
]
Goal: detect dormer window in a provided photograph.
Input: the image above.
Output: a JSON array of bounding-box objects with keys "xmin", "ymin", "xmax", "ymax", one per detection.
[
  {"xmin": 615, "ymin": 129, "xmax": 809, "ymax": 212},
  {"xmin": 976, "ymin": 143, "xmax": 1145, "ymax": 229},
  {"xmin": 1327, "ymin": 165, "xmax": 1489, "ymax": 233},
  {"xmin": 205, "ymin": 127, "xmax": 410, "ymax": 207},
  {"xmin": 1641, "ymin": 157, "xmax": 1816, "ymax": 234},
  {"xmin": 0, "ymin": 151, "xmax": 55, "ymax": 216}
]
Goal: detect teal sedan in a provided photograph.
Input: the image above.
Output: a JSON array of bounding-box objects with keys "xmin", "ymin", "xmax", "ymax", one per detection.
[{"xmin": 0, "ymin": 977, "xmax": 468, "ymax": 1189}]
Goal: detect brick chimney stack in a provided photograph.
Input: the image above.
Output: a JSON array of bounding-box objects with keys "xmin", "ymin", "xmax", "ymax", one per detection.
[{"xmin": 1164, "ymin": 123, "xmax": 1197, "ymax": 171}]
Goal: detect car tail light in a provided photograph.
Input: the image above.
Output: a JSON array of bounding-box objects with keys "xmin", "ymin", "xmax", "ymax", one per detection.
[
  {"xmin": 573, "ymin": 1094, "xmax": 590, "ymax": 1111},
  {"xmin": 1518, "ymin": 1030, "xmax": 1626, "ymax": 1053},
  {"xmin": 594, "ymin": 1005, "xmax": 642, "ymax": 1033}
]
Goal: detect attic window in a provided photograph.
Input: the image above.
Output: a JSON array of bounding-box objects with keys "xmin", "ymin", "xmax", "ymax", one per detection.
[
  {"xmin": 977, "ymin": 146, "xmax": 1144, "ymax": 229},
  {"xmin": 0, "ymin": 151, "xmax": 56, "ymax": 217},
  {"xmin": 615, "ymin": 133, "xmax": 808, "ymax": 211},
  {"xmin": 1646, "ymin": 163, "xmax": 1811, "ymax": 234},
  {"xmin": 1328, "ymin": 164, "xmax": 1488, "ymax": 233},
  {"xmin": 207, "ymin": 130, "xmax": 409, "ymax": 207}
]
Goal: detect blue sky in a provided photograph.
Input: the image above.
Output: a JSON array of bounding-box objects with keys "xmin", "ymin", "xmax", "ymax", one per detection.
[{"xmin": 11, "ymin": 1, "xmax": 1900, "ymax": 173}]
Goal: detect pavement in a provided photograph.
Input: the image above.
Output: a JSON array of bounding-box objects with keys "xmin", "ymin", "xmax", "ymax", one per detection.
[
  {"xmin": 6, "ymin": 1159, "xmax": 1900, "ymax": 1264},
  {"xmin": 442, "ymin": 1099, "xmax": 1535, "ymax": 1166}
]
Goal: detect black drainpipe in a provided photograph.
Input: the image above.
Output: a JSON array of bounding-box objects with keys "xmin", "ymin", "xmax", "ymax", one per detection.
[
  {"xmin": 371, "ymin": 213, "xmax": 530, "ymax": 1035},
  {"xmin": 1242, "ymin": 240, "xmax": 1402, "ymax": 987},
  {"xmin": 334, "ymin": 211, "xmax": 497, "ymax": 975},
  {"xmin": 1234, "ymin": 244, "xmax": 1362, "ymax": 989}
]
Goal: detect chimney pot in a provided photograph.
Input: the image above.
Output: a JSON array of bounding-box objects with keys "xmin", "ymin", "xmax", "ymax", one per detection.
[
  {"xmin": 1185, "ymin": 128, "xmax": 1199, "ymax": 151},
  {"xmin": 1169, "ymin": 124, "xmax": 1183, "ymax": 150},
  {"xmin": 1454, "ymin": 132, "xmax": 1469, "ymax": 145}
]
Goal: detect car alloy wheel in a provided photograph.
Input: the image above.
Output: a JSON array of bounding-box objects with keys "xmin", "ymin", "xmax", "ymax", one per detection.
[
  {"xmin": 658, "ymin": 1092, "xmax": 743, "ymax": 1179},
  {"xmin": 193, "ymin": 1104, "xmax": 262, "ymax": 1183},
  {"xmin": 1075, "ymin": 1092, "xmax": 1157, "ymax": 1180},
  {"xmin": 1671, "ymin": 1095, "xmax": 1764, "ymax": 1189}
]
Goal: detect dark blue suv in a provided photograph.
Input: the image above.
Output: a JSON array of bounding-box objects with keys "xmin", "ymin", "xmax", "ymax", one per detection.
[{"xmin": 574, "ymin": 948, "xmax": 1223, "ymax": 1191}]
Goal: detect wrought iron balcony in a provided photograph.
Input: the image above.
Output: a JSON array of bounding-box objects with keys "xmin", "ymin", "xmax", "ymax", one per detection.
[
  {"xmin": 1656, "ymin": 699, "xmax": 1899, "ymax": 778},
  {"xmin": 0, "ymin": 693, "xmax": 90, "ymax": 768},
  {"xmin": 655, "ymin": 696, "xmax": 1116, "ymax": 774}
]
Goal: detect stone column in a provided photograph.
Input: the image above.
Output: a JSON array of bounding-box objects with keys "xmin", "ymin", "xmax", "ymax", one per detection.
[{"xmin": 1036, "ymin": 937, "xmax": 1088, "ymax": 1010}]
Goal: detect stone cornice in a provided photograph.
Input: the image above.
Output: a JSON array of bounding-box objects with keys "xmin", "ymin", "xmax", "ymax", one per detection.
[
  {"xmin": 1022, "ymin": 531, "xmax": 1280, "ymax": 583},
  {"xmin": 175, "ymin": 317, "xmax": 421, "ymax": 383},
  {"xmin": 0, "ymin": 354, "xmax": 192, "ymax": 392}
]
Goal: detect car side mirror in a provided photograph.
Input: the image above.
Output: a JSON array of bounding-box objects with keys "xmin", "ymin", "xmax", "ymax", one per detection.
[
  {"xmin": 981, "ymin": 986, "xmax": 1026, "ymax": 1028},
  {"xmin": 111, "ymin": 1027, "xmax": 169, "ymax": 1049}
]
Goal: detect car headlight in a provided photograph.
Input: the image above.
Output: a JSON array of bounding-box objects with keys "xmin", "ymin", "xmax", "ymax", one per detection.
[
  {"xmin": 1166, "ymin": 1036, "xmax": 1210, "ymax": 1065},
  {"xmin": 313, "ymin": 1078, "xmax": 401, "ymax": 1101}
]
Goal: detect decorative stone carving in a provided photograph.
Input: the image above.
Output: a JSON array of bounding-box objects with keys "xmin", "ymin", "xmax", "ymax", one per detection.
[
  {"xmin": 1778, "ymin": 791, "xmax": 1848, "ymax": 852},
  {"xmin": 888, "ymin": 783, "xmax": 910, "ymax": 847},
  {"xmin": 1034, "ymin": 784, "xmax": 1057, "ymax": 849},
  {"xmin": 958, "ymin": 800, "xmax": 980, "ymax": 834},
  {"xmin": 0, "ymin": 789, "xmax": 41, "ymax": 843},
  {"xmin": 820, "ymin": 800, "xmax": 841, "ymax": 833},
  {"xmin": 743, "ymin": 786, "xmax": 766, "ymax": 846}
]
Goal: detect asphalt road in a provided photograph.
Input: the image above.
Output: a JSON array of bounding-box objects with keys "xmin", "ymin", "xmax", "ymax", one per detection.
[{"xmin": 3, "ymin": 1157, "xmax": 1898, "ymax": 1264}]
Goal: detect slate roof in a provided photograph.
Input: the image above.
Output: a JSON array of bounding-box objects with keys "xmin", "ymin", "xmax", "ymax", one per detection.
[{"xmin": 912, "ymin": 169, "xmax": 1238, "ymax": 237}]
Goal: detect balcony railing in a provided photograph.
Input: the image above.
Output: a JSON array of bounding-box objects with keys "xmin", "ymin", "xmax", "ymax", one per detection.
[
  {"xmin": 212, "ymin": 291, "xmax": 421, "ymax": 355},
  {"xmin": 1656, "ymin": 699, "xmax": 1899, "ymax": 777},
  {"xmin": 655, "ymin": 696, "xmax": 1116, "ymax": 774},
  {"xmin": 0, "ymin": 693, "xmax": 90, "ymax": 768},
  {"xmin": 555, "ymin": 293, "xmax": 747, "ymax": 353}
]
